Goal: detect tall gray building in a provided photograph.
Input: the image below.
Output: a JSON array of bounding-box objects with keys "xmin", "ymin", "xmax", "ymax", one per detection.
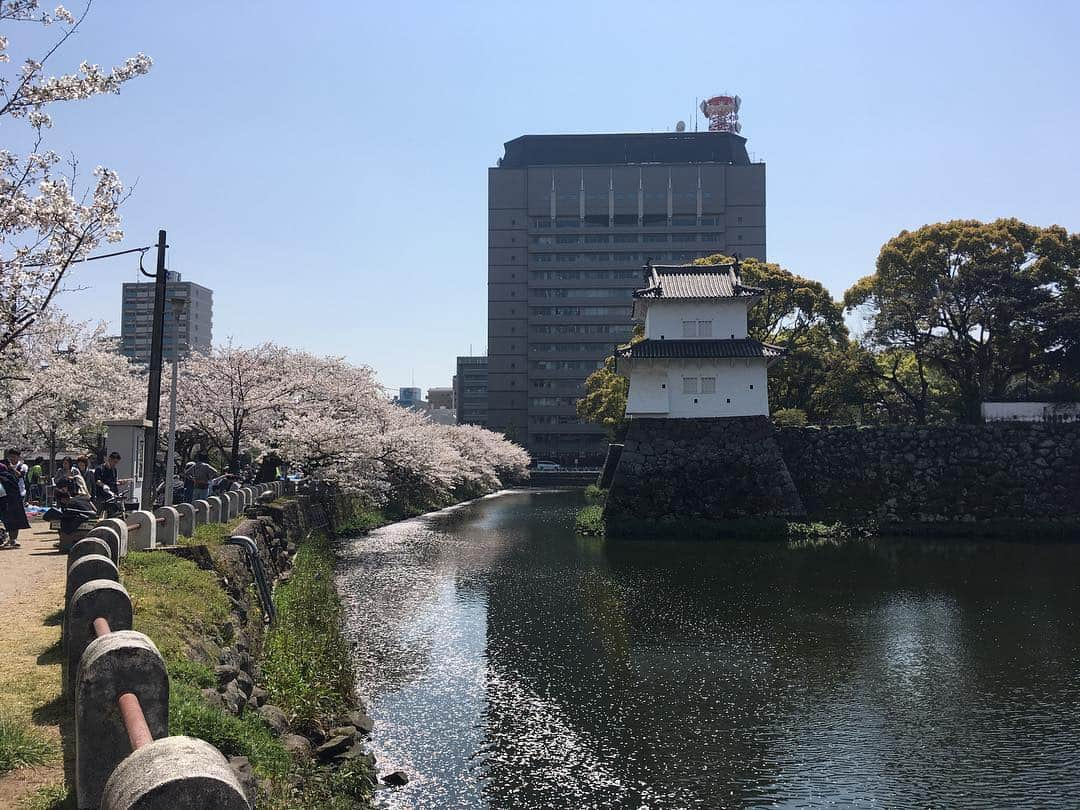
[
  {"xmin": 120, "ymin": 271, "xmax": 213, "ymax": 362},
  {"xmin": 487, "ymin": 131, "xmax": 765, "ymax": 462}
]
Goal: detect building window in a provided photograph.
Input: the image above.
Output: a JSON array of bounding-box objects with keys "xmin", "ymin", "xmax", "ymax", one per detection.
[
  {"xmin": 682, "ymin": 377, "xmax": 699, "ymax": 395},
  {"xmin": 701, "ymin": 377, "xmax": 717, "ymax": 394},
  {"xmin": 555, "ymin": 217, "xmax": 578, "ymax": 229},
  {"xmin": 698, "ymin": 320, "xmax": 712, "ymax": 337},
  {"xmin": 682, "ymin": 320, "xmax": 696, "ymax": 338}
]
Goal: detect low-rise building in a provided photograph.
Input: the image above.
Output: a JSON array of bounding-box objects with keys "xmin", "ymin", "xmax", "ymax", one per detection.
[{"xmin": 428, "ymin": 387, "xmax": 454, "ymax": 410}]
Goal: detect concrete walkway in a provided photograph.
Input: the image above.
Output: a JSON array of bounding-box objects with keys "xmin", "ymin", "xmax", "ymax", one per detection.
[{"xmin": 0, "ymin": 520, "xmax": 69, "ymax": 806}]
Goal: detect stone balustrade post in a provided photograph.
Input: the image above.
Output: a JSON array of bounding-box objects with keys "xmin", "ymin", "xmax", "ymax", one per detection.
[
  {"xmin": 175, "ymin": 502, "xmax": 195, "ymax": 537},
  {"xmin": 100, "ymin": 736, "xmax": 250, "ymax": 810},
  {"xmin": 224, "ymin": 491, "xmax": 240, "ymax": 520},
  {"xmin": 127, "ymin": 510, "xmax": 157, "ymax": 551},
  {"xmin": 207, "ymin": 496, "xmax": 223, "ymax": 524},
  {"xmin": 65, "ymin": 580, "xmax": 132, "ymax": 697},
  {"xmin": 87, "ymin": 526, "xmax": 122, "ymax": 563},
  {"xmin": 193, "ymin": 499, "xmax": 210, "ymax": 528},
  {"xmin": 75, "ymin": 631, "xmax": 168, "ymax": 809},
  {"xmin": 69, "ymin": 537, "xmax": 112, "ymax": 566},
  {"xmin": 66, "ymin": 554, "xmax": 119, "ymax": 612},
  {"xmin": 153, "ymin": 506, "xmax": 179, "ymax": 546},
  {"xmin": 96, "ymin": 519, "xmax": 129, "ymax": 559}
]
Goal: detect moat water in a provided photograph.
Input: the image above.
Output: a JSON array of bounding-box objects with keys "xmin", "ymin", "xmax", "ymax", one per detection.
[{"xmin": 337, "ymin": 489, "xmax": 1080, "ymax": 809}]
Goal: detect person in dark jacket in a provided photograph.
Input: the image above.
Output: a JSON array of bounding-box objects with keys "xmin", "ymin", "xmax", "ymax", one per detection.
[
  {"xmin": 0, "ymin": 449, "xmax": 30, "ymax": 548},
  {"xmin": 94, "ymin": 452, "xmax": 121, "ymax": 500}
]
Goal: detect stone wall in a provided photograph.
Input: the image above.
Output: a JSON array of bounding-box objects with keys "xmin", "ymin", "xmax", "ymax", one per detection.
[
  {"xmin": 604, "ymin": 416, "xmax": 806, "ymax": 533},
  {"xmin": 775, "ymin": 422, "xmax": 1080, "ymax": 527}
]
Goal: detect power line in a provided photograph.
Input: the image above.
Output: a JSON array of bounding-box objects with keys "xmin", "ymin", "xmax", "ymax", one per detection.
[{"xmin": 19, "ymin": 244, "xmax": 156, "ymax": 267}]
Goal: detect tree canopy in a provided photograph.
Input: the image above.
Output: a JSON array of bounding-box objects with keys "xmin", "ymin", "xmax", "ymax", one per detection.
[{"xmin": 846, "ymin": 218, "xmax": 1080, "ymax": 422}]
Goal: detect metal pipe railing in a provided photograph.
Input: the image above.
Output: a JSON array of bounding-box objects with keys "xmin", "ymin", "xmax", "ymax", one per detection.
[{"xmin": 92, "ymin": 617, "xmax": 155, "ymax": 752}]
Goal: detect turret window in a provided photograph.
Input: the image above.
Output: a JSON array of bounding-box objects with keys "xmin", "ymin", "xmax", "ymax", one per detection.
[
  {"xmin": 682, "ymin": 377, "xmax": 699, "ymax": 395},
  {"xmin": 701, "ymin": 377, "xmax": 716, "ymax": 394},
  {"xmin": 682, "ymin": 320, "xmax": 713, "ymax": 338}
]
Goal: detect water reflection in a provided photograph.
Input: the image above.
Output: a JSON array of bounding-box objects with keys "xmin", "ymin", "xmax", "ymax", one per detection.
[{"xmin": 337, "ymin": 491, "xmax": 1080, "ymax": 809}]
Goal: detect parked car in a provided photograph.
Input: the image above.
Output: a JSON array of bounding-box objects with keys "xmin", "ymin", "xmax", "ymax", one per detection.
[{"xmin": 534, "ymin": 460, "xmax": 563, "ymax": 471}]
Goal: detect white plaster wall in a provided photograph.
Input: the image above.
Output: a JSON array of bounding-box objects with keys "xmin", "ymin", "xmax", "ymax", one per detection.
[
  {"xmin": 626, "ymin": 359, "xmax": 770, "ymax": 417},
  {"xmin": 644, "ymin": 300, "xmax": 750, "ymax": 340},
  {"xmin": 626, "ymin": 368, "xmax": 670, "ymax": 415}
]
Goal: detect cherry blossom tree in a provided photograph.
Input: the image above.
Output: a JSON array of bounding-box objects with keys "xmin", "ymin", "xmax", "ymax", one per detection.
[
  {"xmin": 175, "ymin": 341, "xmax": 530, "ymax": 504},
  {"xmin": 0, "ymin": 308, "xmax": 143, "ymax": 470},
  {"xmin": 174, "ymin": 341, "xmax": 313, "ymax": 472},
  {"xmin": 0, "ymin": 1, "xmax": 152, "ymax": 357}
]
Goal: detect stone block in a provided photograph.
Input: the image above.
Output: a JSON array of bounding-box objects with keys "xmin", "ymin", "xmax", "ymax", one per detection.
[
  {"xmin": 96, "ymin": 519, "xmax": 129, "ymax": 559},
  {"xmin": 69, "ymin": 537, "xmax": 112, "ymax": 566},
  {"xmin": 87, "ymin": 526, "xmax": 122, "ymax": 563},
  {"xmin": 127, "ymin": 510, "xmax": 157, "ymax": 551},
  {"xmin": 66, "ymin": 554, "xmax": 119, "ymax": 611},
  {"xmin": 65, "ymin": 579, "xmax": 132, "ymax": 697},
  {"xmin": 175, "ymin": 502, "xmax": 195, "ymax": 537},
  {"xmin": 193, "ymin": 499, "xmax": 210, "ymax": 528},
  {"xmin": 224, "ymin": 491, "xmax": 240, "ymax": 520},
  {"xmin": 153, "ymin": 506, "xmax": 179, "ymax": 546},
  {"xmin": 207, "ymin": 496, "xmax": 223, "ymax": 524},
  {"xmin": 99, "ymin": 735, "xmax": 249, "ymax": 810},
  {"xmin": 75, "ymin": 630, "xmax": 169, "ymax": 809}
]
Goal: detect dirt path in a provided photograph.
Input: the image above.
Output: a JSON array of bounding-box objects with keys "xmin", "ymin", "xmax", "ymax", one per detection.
[{"xmin": 0, "ymin": 521, "xmax": 69, "ymax": 807}]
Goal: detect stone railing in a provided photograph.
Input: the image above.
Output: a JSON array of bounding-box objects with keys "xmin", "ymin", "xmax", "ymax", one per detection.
[{"xmin": 62, "ymin": 479, "xmax": 294, "ymax": 809}]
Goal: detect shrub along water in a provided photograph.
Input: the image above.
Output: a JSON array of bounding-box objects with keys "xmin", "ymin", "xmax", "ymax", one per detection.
[{"xmin": 263, "ymin": 531, "xmax": 355, "ymax": 732}]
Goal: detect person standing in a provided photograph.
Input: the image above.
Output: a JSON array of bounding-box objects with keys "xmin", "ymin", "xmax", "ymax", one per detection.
[
  {"xmin": 189, "ymin": 455, "xmax": 218, "ymax": 502},
  {"xmin": 0, "ymin": 449, "xmax": 30, "ymax": 548}
]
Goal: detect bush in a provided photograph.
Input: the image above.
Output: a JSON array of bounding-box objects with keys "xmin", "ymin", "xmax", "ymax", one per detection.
[
  {"xmin": 772, "ymin": 408, "xmax": 809, "ymax": 427},
  {"xmin": 574, "ymin": 505, "xmax": 605, "ymax": 536},
  {"xmin": 263, "ymin": 533, "xmax": 355, "ymax": 731},
  {"xmin": 583, "ymin": 484, "xmax": 607, "ymax": 502},
  {"xmin": 0, "ymin": 716, "xmax": 56, "ymax": 774}
]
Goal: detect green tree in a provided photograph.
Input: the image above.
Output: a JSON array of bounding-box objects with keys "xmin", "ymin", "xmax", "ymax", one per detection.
[
  {"xmin": 846, "ymin": 219, "xmax": 1079, "ymax": 423},
  {"xmin": 577, "ymin": 326, "xmax": 641, "ymax": 439},
  {"xmin": 695, "ymin": 254, "xmax": 850, "ymax": 421}
]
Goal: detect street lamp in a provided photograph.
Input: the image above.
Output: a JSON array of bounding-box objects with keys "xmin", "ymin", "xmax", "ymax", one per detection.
[{"xmin": 163, "ymin": 296, "xmax": 186, "ymax": 506}]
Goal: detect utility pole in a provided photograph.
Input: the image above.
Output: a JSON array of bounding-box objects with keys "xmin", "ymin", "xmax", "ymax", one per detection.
[
  {"xmin": 163, "ymin": 297, "xmax": 185, "ymax": 506},
  {"xmin": 141, "ymin": 230, "xmax": 168, "ymax": 509}
]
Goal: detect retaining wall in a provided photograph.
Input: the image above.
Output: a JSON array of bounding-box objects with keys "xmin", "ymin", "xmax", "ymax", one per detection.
[
  {"xmin": 604, "ymin": 416, "xmax": 806, "ymax": 533},
  {"xmin": 775, "ymin": 422, "xmax": 1080, "ymax": 527}
]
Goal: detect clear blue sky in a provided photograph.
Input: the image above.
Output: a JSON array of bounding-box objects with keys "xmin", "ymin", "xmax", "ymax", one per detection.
[{"xmin": 37, "ymin": 0, "xmax": 1080, "ymax": 394}]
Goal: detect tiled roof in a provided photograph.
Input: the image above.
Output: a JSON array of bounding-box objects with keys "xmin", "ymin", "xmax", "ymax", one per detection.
[
  {"xmin": 616, "ymin": 339, "xmax": 785, "ymax": 360},
  {"xmin": 633, "ymin": 263, "xmax": 764, "ymax": 300}
]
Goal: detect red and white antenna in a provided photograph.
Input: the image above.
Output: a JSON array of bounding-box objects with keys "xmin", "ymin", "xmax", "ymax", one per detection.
[{"xmin": 700, "ymin": 94, "xmax": 742, "ymax": 133}]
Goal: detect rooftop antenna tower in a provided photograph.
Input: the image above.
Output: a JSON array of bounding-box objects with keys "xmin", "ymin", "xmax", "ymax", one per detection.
[{"xmin": 700, "ymin": 94, "xmax": 742, "ymax": 133}]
